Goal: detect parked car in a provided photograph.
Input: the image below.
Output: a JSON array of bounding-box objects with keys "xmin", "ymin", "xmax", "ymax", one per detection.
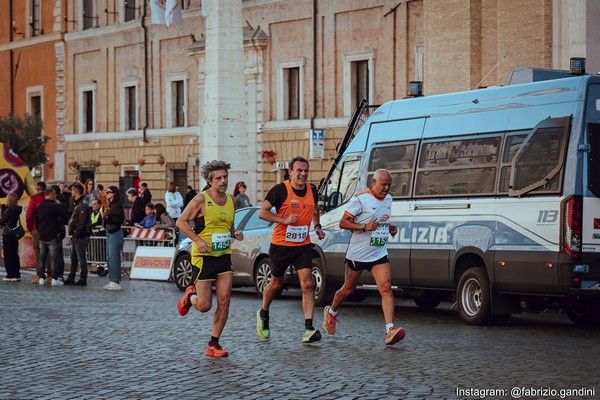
[{"xmin": 172, "ymin": 206, "xmax": 292, "ymax": 295}]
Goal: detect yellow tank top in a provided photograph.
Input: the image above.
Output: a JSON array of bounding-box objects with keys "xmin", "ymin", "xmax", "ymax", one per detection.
[{"xmin": 192, "ymin": 192, "xmax": 234, "ymax": 258}]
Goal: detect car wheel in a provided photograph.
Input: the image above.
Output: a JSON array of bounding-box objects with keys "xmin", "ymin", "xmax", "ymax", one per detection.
[
  {"xmin": 254, "ymin": 257, "xmax": 275, "ymax": 297},
  {"xmin": 457, "ymin": 267, "xmax": 492, "ymax": 325},
  {"xmin": 174, "ymin": 253, "xmax": 193, "ymax": 291},
  {"xmin": 311, "ymin": 258, "xmax": 330, "ymax": 307}
]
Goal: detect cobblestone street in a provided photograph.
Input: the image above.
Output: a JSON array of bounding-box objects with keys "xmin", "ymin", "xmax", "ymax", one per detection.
[{"xmin": 1, "ymin": 271, "xmax": 599, "ymax": 399}]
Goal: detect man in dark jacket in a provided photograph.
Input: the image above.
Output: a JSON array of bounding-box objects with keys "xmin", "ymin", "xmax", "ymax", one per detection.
[
  {"xmin": 65, "ymin": 183, "xmax": 91, "ymax": 286},
  {"xmin": 127, "ymin": 187, "xmax": 145, "ymax": 226},
  {"xmin": 140, "ymin": 182, "xmax": 152, "ymax": 206},
  {"xmin": 34, "ymin": 189, "xmax": 68, "ymax": 285}
]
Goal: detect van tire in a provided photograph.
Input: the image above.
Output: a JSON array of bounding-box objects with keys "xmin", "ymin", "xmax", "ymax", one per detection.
[
  {"xmin": 563, "ymin": 298, "xmax": 600, "ymax": 327},
  {"xmin": 457, "ymin": 267, "xmax": 492, "ymax": 325},
  {"xmin": 311, "ymin": 258, "xmax": 330, "ymax": 306},
  {"xmin": 413, "ymin": 293, "xmax": 441, "ymax": 311}
]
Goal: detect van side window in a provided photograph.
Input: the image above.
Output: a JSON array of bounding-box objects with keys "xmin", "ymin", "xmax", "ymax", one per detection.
[
  {"xmin": 322, "ymin": 156, "xmax": 361, "ymax": 209},
  {"xmin": 498, "ymin": 133, "xmax": 528, "ymax": 193},
  {"xmin": 509, "ymin": 116, "xmax": 571, "ymax": 196},
  {"xmin": 415, "ymin": 136, "xmax": 500, "ymax": 197},
  {"xmin": 368, "ymin": 143, "xmax": 416, "ymax": 198},
  {"xmin": 586, "ymin": 84, "xmax": 600, "ymax": 198}
]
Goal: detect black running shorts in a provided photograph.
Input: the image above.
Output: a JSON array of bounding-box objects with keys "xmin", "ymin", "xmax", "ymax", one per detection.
[
  {"xmin": 345, "ymin": 255, "xmax": 389, "ymax": 272},
  {"xmin": 268, "ymin": 243, "xmax": 313, "ymax": 278},
  {"xmin": 191, "ymin": 254, "xmax": 233, "ymax": 283}
]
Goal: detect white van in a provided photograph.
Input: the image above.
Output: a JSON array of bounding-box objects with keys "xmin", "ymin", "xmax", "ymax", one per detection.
[{"xmin": 311, "ymin": 60, "xmax": 600, "ymax": 326}]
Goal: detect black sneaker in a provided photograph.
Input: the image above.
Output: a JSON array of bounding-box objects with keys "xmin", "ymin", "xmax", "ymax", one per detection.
[
  {"xmin": 63, "ymin": 279, "xmax": 75, "ymax": 285},
  {"xmin": 98, "ymin": 268, "xmax": 108, "ymax": 277},
  {"xmin": 74, "ymin": 280, "xmax": 87, "ymax": 286}
]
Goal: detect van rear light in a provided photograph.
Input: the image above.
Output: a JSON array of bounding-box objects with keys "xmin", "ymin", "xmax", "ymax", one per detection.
[{"xmin": 562, "ymin": 195, "xmax": 582, "ymax": 259}]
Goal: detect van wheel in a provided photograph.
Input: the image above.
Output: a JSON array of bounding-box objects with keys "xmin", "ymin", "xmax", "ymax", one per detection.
[
  {"xmin": 311, "ymin": 258, "xmax": 330, "ymax": 306},
  {"xmin": 413, "ymin": 293, "xmax": 441, "ymax": 311},
  {"xmin": 563, "ymin": 298, "xmax": 600, "ymax": 327},
  {"xmin": 457, "ymin": 267, "xmax": 492, "ymax": 325}
]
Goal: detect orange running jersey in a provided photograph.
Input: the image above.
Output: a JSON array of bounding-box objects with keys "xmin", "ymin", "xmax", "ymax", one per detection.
[{"xmin": 271, "ymin": 181, "xmax": 314, "ymax": 246}]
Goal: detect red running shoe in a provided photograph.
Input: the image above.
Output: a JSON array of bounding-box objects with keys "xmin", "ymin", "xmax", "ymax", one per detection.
[
  {"xmin": 177, "ymin": 285, "xmax": 196, "ymax": 316},
  {"xmin": 206, "ymin": 343, "xmax": 229, "ymax": 357},
  {"xmin": 385, "ymin": 326, "xmax": 406, "ymax": 345}
]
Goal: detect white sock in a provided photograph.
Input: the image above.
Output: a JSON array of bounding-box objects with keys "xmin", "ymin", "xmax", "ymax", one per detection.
[
  {"xmin": 329, "ymin": 307, "xmax": 338, "ymax": 317},
  {"xmin": 190, "ymin": 294, "xmax": 198, "ymax": 304},
  {"xmin": 386, "ymin": 323, "xmax": 394, "ymax": 333}
]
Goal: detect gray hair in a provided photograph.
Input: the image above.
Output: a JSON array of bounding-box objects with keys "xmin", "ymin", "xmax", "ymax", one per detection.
[
  {"xmin": 201, "ymin": 160, "xmax": 231, "ymax": 182},
  {"xmin": 126, "ymin": 188, "xmax": 138, "ymax": 197},
  {"xmin": 373, "ymin": 169, "xmax": 391, "ymax": 180}
]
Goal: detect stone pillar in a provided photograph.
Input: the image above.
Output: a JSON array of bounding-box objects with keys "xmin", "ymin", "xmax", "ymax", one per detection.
[
  {"xmin": 55, "ymin": 42, "xmax": 66, "ymax": 181},
  {"xmin": 201, "ymin": 0, "xmax": 252, "ymax": 192}
]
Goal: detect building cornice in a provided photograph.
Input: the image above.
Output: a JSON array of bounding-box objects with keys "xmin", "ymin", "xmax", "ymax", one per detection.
[
  {"xmin": 0, "ymin": 32, "xmax": 63, "ymax": 51},
  {"xmin": 64, "ymin": 127, "xmax": 200, "ymax": 142}
]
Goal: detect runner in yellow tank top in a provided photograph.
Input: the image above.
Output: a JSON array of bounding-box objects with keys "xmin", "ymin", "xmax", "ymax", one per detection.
[{"xmin": 175, "ymin": 160, "xmax": 244, "ymax": 358}]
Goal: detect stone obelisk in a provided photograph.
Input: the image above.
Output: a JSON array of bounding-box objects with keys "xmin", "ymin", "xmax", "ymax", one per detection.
[{"xmin": 201, "ymin": 0, "xmax": 253, "ymax": 194}]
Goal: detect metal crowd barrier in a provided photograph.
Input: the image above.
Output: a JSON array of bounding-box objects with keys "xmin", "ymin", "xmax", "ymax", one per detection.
[{"xmin": 63, "ymin": 226, "xmax": 177, "ymax": 275}]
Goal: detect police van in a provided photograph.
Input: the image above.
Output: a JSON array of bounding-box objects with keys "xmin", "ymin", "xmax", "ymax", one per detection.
[{"xmin": 312, "ymin": 58, "xmax": 600, "ymax": 326}]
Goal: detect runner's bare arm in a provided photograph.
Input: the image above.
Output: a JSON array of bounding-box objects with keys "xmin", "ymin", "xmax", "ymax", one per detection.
[
  {"xmin": 258, "ymin": 199, "xmax": 296, "ymax": 225},
  {"xmin": 339, "ymin": 212, "xmax": 375, "ymax": 232},
  {"xmin": 176, "ymin": 194, "xmax": 209, "ymax": 250},
  {"xmin": 312, "ymin": 204, "xmax": 325, "ymax": 239}
]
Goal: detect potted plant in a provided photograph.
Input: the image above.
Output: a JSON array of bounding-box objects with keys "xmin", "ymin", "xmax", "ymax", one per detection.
[
  {"xmin": 94, "ymin": 160, "xmax": 101, "ymax": 168},
  {"xmin": 68, "ymin": 160, "xmax": 80, "ymax": 170},
  {"xmin": 111, "ymin": 159, "xmax": 119, "ymax": 167},
  {"xmin": 156, "ymin": 154, "xmax": 165, "ymax": 166},
  {"xmin": 261, "ymin": 150, "xmax": 276, "ymax": 164},
  {"xmin": 138, "ymin": 158, "xmax": 146, "ymax": 166}
]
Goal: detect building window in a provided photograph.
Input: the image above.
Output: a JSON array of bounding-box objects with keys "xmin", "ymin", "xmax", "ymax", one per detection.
[
  {"xmin": 344, "ymin": 52, "xmax": 374, "ymax": 116},
  {"xmin": 30, "ymin": 0, "xmax": 41, "ymax": 36},
  {"xmin": 285, "ymin": 68, "xmax": 300, "ymax": 120},
  {"xmin": 78, "ymin": 84, "xmax": 96, "ymax": 133},
  {"xmin": 26, "ymin": 86, "xmax": 43, "ymax": 118},
  {"xmin": 82, "ymin": 0, "xmax": 96, "ymax": 30},
  {"xmin": 121, "ymin": 82, "xmax": 139, "ymax": 131},
  {"xmin": 166, "ymin": 74, "xmax": 188, "ymax": 128},
  {"xmin": 414, "ymin": 44, "xmax": 424, "ymax": 82},
  {"xmin": 124, "ymin": 0, "xmax": 137, "ymax": 22},
  {"xmin": 277, "ymin": 59, "xmax": 305, "ymax": 121}
]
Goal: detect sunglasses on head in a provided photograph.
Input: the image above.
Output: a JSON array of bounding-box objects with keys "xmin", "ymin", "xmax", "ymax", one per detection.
[{"xmin": 105, "ymin": 190, "xmax": 113, "ymax": 194}]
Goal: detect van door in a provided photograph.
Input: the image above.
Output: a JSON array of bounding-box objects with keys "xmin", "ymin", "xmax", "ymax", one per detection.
[{"xmin": 583, "ymin": 84, "xmax": 600, "ymax": 249}]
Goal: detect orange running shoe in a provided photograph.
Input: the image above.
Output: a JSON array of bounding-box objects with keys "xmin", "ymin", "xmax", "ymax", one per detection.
[
  {"xmin": 177, "ymin": 285, "xmax": 196, "ymax": 316},
  {"xmin": 323, "ymin": 305, "xmax": 339, "ymax": 335},
  {"xmin": 206, "ymin": 343, "xmax": 229, "ymax": 357},
  {"xmin": 385, "ymin": 326, "xmax": 406, "ymax": 345}
]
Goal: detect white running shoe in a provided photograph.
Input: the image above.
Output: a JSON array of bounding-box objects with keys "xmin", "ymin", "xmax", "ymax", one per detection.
[
  {"xmin": 51, "ymin": 279, "xmax": 64, "ymax": 286},
  {"xmin": 103, "ymin": 281, "xmax": 122, "ymax": 291},
  {"xmin": 38, "ymin": 278, "xmax": 46, "ymax": 286}
]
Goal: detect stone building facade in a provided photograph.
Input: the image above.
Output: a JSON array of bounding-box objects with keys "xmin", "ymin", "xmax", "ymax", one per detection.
[{"xmin": 3, "ymin": 0, "xmax": 599, "ymax": 204}]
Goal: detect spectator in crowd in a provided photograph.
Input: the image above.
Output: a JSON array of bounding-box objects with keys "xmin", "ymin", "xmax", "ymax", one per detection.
[
  {"xmin": 103, "ymin": 186, "xmax": 125, "ymax": 291},
  {"xmin": 127, "ymin": 187, "xmax": 145, "ymax": 226},
  {"xmin": 135, "ymin": 203, "xmax": 157, "ymax": 228},
  {"xmin": 89, "ymin": 199, "xmax": 107, "ymax": 277},
  {"xmin": 165, "ymin": 181, "xmax": 184, "ymax": 221},
  {"xmin": 58, "ymin": 182, "xmax": 72, "ymax": 203},
  {"xmin": 0, "ymin": 193, "xmax": 23, "ymax": 281},
  {"xmin": 84, "ymin": 179, "xmax": 97, "ymax": 205},
  {"xmin": 140, "ymin": 182, "xmax": 152, "ymax": 206},
  {"xmin": 26, "ymin": 181, "xmax": 48, "ymax": 284},
  {"xmin": 183, "ymin": 186, "xmax": 197, "ymax": 209},
  {"xmin": 65, "ymin": 183, "xmax": 91, "ymax": 286},
  {"xmin": 154, "ymin": 203, "xmax": 176, "ymax": 230},
  {"xmin": 52, "ymin": 184, "xmax": 68, "ymax": 281},
  {"xmin": 96, "ymin": 184, "xmax": 108, "ymax": 210},
  {"xmin": 34, "ymin": 189, "xmax": 68, "ymax": 286},
  {"xmin": 234, "ymin": 181, "xmax": 252, "ymax": 209}
]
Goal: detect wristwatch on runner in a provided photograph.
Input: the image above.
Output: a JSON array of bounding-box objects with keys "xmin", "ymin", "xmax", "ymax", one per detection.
[{"xmin": 360, "ymin": 223, "xmax": 366, "ymax": 232}]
